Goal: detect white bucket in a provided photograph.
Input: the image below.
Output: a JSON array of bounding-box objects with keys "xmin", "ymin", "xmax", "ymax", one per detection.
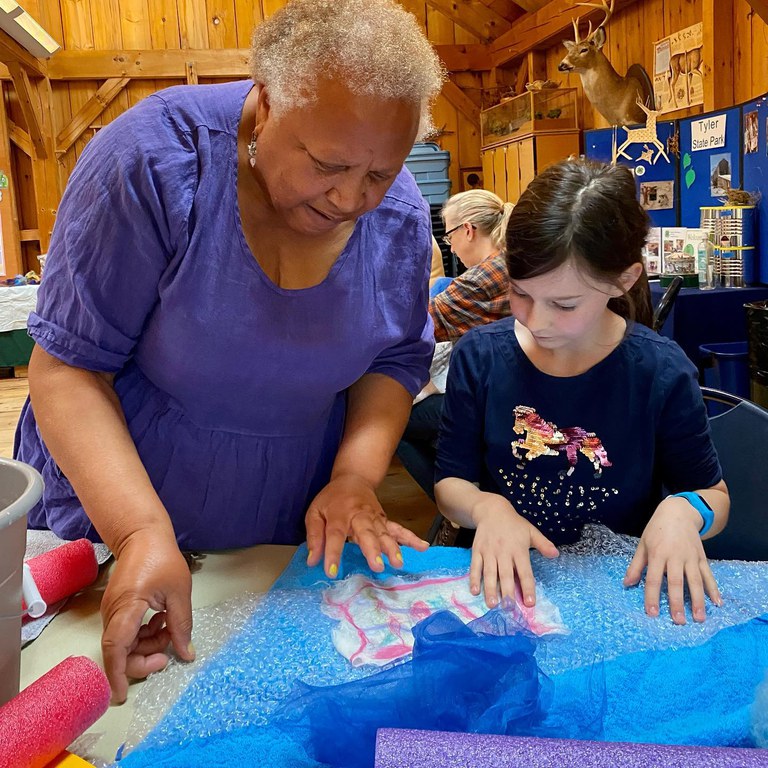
[{"xmin": 0, "ymin": 457, "xmax": 43, "ymax": 707}]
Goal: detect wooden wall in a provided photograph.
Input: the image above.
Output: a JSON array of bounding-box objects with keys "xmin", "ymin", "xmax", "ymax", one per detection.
[
  {"xmin": 541, "ymin": 0, "xmax": 768, "ymax": 131},
  {"xmin": 1, "ymin": 0, "xmax": 768, "ymax": 275},
  {"xmin": 2, "ymin": 0, "xmax": 496, "ymax": 275}
]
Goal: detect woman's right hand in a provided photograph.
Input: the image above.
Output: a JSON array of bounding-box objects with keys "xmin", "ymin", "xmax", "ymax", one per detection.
[
  {"xmin": 469, "ymin": 494, "xmax": 559, "ymax": 609},
  {"xmin": 100, "ymin": 530, "xmax": 195, "ymax": 703}
]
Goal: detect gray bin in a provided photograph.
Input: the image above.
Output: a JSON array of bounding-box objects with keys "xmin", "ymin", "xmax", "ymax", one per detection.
[
  {"xmin": 745, "ymin": 300, "xmax": 768, "ymax": 408},
  {"xmin": 0, "ymin": 458, "xmax": 43, "ymax": 706}
]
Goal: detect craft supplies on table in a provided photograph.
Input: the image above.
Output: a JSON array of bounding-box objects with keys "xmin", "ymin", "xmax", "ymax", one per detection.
[{"xmin": 115, "ymin": 527, "xmax": 768, "ymax": 767}]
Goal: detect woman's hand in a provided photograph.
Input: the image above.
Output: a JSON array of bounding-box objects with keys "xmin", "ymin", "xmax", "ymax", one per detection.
[
  {"xmin": 305, "ymin": 473, "xmax": 428, "ymax": 578},
  {"xmin": 101, "ymin": 530, "xmax": 195, "ymax": 703},
  {"xmin": 624, "ymin": 497, "xmax": 722, "ymax": 624},
  {"xmin": 469, "ymin": 494, "xmax": 559, "ymax": 609}
]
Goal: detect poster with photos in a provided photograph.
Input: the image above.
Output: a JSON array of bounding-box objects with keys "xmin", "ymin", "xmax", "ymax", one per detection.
[
  {"xmin": 653, "ymin": 23, "xmax": 704, "ymax": 114},
  {"xmin": 745, "ymin": 111, "xmax": 758, "ymax": 153},
  {"xmin": 709, "ymin": 153, "xmax": 732, "ymax": 197},
  {"xmin": 643, "ymin": 227, "xmax": 662, "ymax": 276},
  {"xmin": 639, "ymin": 181, "xmax": 674, "ymax": 210}
]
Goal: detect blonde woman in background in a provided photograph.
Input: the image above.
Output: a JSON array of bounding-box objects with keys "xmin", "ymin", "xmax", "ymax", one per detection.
[{"xmin": 398, "ymin": 189, "xmax": 514, "ymax": 504}]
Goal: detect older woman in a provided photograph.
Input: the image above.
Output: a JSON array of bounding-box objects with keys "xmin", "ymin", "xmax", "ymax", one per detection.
[{"xmin": 15, "ymin": 0, "xmax": 443, "ymax": 701}]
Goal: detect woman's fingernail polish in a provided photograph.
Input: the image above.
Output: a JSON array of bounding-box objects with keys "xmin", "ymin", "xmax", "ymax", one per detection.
[
  {"xmin": 329, "ymin": 563, "xmax": 338, "ymax": 578},
  {"xmin": 187, "ymin": 642, "xmax": 196, "ymax": 657},
  {"xmin": 375, "ymin": 555, "xmax": 384, "ymax": 566}
]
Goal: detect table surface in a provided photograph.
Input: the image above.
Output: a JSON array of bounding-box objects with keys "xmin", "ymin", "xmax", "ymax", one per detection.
[{"xmin": 19, "ymin": 544, "xmax": 296, "ymax": 765}]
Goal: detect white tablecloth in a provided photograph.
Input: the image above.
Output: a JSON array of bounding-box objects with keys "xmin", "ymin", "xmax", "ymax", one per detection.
[{"xmin": 0, "ymin": 285, "xmax": 38, "ymax": 333}]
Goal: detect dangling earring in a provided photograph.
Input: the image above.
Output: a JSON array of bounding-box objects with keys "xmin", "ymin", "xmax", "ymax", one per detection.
[{"xmin": 247, "ymin": 132, "xmax": 257, "ymax": 168}]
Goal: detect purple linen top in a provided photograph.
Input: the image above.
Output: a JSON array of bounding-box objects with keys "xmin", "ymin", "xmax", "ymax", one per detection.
[{"xmin": 15, "ymin": 81, "xmax": 433, "ymax": 549}]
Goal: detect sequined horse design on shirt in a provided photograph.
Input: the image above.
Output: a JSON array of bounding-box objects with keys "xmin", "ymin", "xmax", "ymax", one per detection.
[{"xmin": 511, "ymin": 405, "xmax": 612, "ymax": 478}]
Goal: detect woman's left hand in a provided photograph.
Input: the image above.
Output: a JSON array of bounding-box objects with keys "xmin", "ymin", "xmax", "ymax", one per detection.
[
  {"xmin": 305, "ymin": 473, "xmax": 429, "ymax": 578},
  {"xmin": 623, "ymin": 497, "xmax": 722, "ymax": 624}
]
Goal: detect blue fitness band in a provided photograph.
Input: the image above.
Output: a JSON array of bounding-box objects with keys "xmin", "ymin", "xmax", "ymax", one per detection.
[{"xmin": 671, "ymin": 492, "xmax": 715, "ymax": 536}]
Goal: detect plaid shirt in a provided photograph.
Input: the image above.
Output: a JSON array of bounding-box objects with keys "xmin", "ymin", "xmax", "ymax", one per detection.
[{"xmin": 429, "ymin": 253, "xmax": 510, "ymax": 343}]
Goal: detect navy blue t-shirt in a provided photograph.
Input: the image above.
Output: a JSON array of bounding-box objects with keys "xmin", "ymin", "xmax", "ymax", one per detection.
[{"xmin": 435, "ymin": 317, "xmax": 722, "ymax": 545}]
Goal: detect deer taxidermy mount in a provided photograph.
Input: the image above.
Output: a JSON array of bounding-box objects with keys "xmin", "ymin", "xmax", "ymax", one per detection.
[{"xmin": 559, "ymin": 0, "xmax": 653, "ymax": 126}]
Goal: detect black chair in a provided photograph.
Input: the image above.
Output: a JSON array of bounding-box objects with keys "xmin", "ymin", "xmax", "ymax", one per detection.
[
  {"xmin": 429, "ymin": 386, "xmax": 768, "ymax": 559},
  {"xmin": 701, "ymin": 387, "xmax": 768, "ymax": 561},
  {"xmin": 652, "ymin": 276, "xmax": 684, "ymax": 333}
]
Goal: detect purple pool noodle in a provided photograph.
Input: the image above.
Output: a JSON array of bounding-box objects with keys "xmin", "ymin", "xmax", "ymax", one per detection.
[{"xmin": 374, "ymin": 729, "xmax": 768, "ymax": 767}]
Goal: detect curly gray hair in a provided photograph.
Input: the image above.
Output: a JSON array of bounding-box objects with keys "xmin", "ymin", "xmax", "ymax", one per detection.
[{"xmin": 249, "ymin": 0, "xmax": 445, "ymax": 140}]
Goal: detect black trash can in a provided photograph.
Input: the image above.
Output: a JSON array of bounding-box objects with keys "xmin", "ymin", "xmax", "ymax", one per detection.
[{"xmin": 745, "ymin": 300, "xmax": 768, "ymax": 408}]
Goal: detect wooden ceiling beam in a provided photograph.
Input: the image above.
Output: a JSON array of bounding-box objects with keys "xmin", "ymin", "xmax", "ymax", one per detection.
[
  {"xmin": 424, "ymin": 0, "xmax": 512, "ymax": 43},
  {"xmin": 441, "ymin": 76, "xmax": 480, "ymax": 126},
  {"xmin": 511, "ymin": 0, "xmax": 552, "ymax": 11},
  {"xmin": 55, "ymin": 77, "xmax": 130, "ymax": 156},
  {"xmin": 46, "ymin": 49, "xmax": 251, "ymax": 80},
  {"xmin": 6, "ymin": 61, "xmax": 45, "ymax": 158},
  {"xmin": 8, "ymin": 119, "xmax": 32, "ymax": 157},
  {"xmin": 480, "ymin": 0, "xmax": 525, "ymax": 23},
  {"xmin": 746, "ymin": 0, "xmax": 768, "ymax": 25},
  {"xmin": 435, "ymin": 43, "xmax": 492, "ymax": 71},
  {"xmin": 490, "ymin": 0, "xmax": 640, "ymax": 67},
  {"xmin": 0, "ymin": 31, "xmax": 46, "ymax": 77},
  {"xmin": 43, "ymin": 46, "xmax": 495, "ymax": 80}
]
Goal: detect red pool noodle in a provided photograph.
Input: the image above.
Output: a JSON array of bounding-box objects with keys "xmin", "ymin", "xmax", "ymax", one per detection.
[
  {"xmin": 0, "ymin": 656, "xmax": 111, "ymax": 768},
  {"xmin": 23, "ymin": 539, "xmax": 99, "ymax": 613}
]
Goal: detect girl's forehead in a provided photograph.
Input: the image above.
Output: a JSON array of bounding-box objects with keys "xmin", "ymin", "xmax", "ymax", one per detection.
[{"xmin": 513, "ymin": 261, "xmax": 607, "ymax": 295}]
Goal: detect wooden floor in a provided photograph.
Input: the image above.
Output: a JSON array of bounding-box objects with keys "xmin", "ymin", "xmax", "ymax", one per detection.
[{"xmin": 0, "ymin": 375, "xmax": 437, "ymax": 539}]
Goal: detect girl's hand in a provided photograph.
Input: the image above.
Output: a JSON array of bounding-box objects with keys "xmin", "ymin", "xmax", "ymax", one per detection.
[
  {"xmin": 469, "ymin": 494, "xmax": 559, "ymax": 609},
  {"xmin": 624, "ymin": 497, "xmax": 723, "ymax": 624},
  {"xmin": 305, "ymin": 473, "xmax": 429, "ymax": 579}
]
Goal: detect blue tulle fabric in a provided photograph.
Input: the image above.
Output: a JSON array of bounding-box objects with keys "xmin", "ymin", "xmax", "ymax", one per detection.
[{"xmin": 272, "ymin": 609, "xmax": 588, "ymax": 768}]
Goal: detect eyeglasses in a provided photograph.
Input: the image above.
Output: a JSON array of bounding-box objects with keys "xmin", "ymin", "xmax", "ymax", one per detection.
[{"xmin": 441, "ymin": 222, "xmax": 476, "ymax": 246}]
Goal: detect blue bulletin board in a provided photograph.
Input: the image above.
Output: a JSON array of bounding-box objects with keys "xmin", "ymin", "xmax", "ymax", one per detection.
[
  {"xmin": 678, "ymin": 108, "xmax": 742, "ymax": 227},
  {"xmin": 741, "ymin": 96, "xmax": 768, "ymax": 284},
  {"xmin": 584, "ymin": 122, "xmax": 678, "ymax": 228}
]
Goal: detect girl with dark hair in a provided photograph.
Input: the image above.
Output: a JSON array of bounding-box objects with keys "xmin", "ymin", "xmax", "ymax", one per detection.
[{"xmin": 434, "ymin": 159, "xmax": 729, "ymax": 627}]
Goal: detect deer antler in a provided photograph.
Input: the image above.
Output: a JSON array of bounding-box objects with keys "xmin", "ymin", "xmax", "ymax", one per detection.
[
  {"xmin": 571, "ymin": 16, "xmax": 581, "ymax": 43},
  {"xmin": 574, "ymin": 0, "xmax": 614, "ymax": 32},
  {"xmin": 571, "ymin": 14, "xmax": 593, "ymax": 42}
]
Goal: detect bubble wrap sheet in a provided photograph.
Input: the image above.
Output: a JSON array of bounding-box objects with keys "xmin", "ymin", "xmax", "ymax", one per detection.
[{"xmin": 116, "ymin": 526, "xmax": 768, "ymax": 766}]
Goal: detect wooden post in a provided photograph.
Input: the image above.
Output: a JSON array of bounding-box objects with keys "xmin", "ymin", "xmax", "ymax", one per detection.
[
  {"xmin": 702, "ymin": 0, "xmax": 734, "ymax": 112},
  {"xmin": 0, "ymin": 82, "xmax": 23, "ymax": 278},
  {"xmin": 186, "ymin": 60, "xmax": 199, "ymax": 85},
  {"xmin": 527, "ymin": 51, "xmax": 547, "ymax": 84},
  {"xmin": 30, "ymin": 76, "xmax": 58, "ymax": 254}
]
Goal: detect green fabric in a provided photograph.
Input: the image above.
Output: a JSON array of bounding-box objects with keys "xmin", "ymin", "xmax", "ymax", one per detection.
[{"xmin": 0, "ymin": 329, "xmax": 33, "ymax": 367}]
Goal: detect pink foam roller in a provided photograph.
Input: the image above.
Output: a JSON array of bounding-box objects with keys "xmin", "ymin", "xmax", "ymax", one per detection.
[
  {"xmin": 23, "ymin": 539, "xmax": 99, "ymax": 612},
  {"xmin": 0, "ymin": 656, "xmax": 110, "ymax": 768}
]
